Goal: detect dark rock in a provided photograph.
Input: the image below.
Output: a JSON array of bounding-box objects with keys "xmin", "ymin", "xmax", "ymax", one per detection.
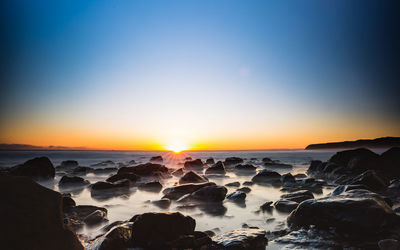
[
  {"xmin": 62, "ymin": 194, "xmax": 76, "ymax": 212},
  {"xmin": 264, "ymin": 161, "xmax": 293, "ymax": 169},
  {"xmin": 348, "ymin": 170, "xmax": 389, "ymax": 191},
  {"xmin": 90, "ymin": 181, "xmax": 131, "ymax": 200},
  {"xmin": 251, "ymin": 170, "xmax": 281, "ymax": 184},
  {"xmin": 205, "ymin": 161, "xmax": 226, "ymax": 175},
  {"xmin": 281, "ymin": 190, "xmax": 314, "ymax": 203},
  {"xmin": 184, "ymin": 159, "xmax": 204, "ymax": 171},
  {"xmin": 64, "ymin": 218, "xmax": 84, "ymax": 232},
  {"xmin": 59, "ymin": 176, "xmax": 89, "ymax": 187},
  {"xmin": 212, "ymin": 228, "xmax": 268, "ymax": 249},
  {"xmin": 179, "ymin": 171, "xmax": 208, "ymax": 184},
  {"xmin": 307, "ymin": 160, "xmax": 323, "ymax": 174},
  {"xmin": 163, "ymin": 182, "xmax": 216, "ymax": 200},
  {"xmin": 10, "ymin": 156, "xmax": 55, "ymax": 179},
  {"xmin": 262, "ymin": 157, "xmax": 272, "ymax": 163},
  {"xmin": 191, "ymin": 185, "xmax": 228, "ymax": 202},
  {"xmin": 66, "ymin": 205, "xmax": 108, "ymax": 221},
  {"xmin": 72, "ymin": 166, "xmax": 93, "ymax": 174},
  {"xmin": 60, "ymin": 160, "xmax": 79, "ymax": 168},
  {"xmin": 118, "ymin": 163, "xmax": 169, "ymax": 177},
  {"xmin": 101, "ymin": 221, "xmax": 125, "ymax": 232},
  {"xmin": 280, "ymin": 173, "xmax": 295, "ymax": 183},
  {"xmin": 92, "ymin": 167, "xmax": 118, "ymax": 174},
  {"xmin": 91, "ymin": 180, "xmax": 130, "ymax": 191},
  {"xmin": 237, "ymin": 187, "xmax": 251, "ymax": 193},
  {"xmin": 106, "ymin": 173, "xmax": 139, "ymax": 183},
  {"xmin": 0, "ymin": 175, "xmax": 83, "ymax": 250},
  {"xmin": 206, "ymin": 158, "xmax": 215, "ymax": 164},
  {"xmin": 235, "ymin": 164, "xmax": 257, "ymax": 173},
  {"xmin": 227, "ymin": 191, "xmax": 246, "ymax": 202},
  {"xmin": 185, "ymin": 157, "xmax": 193, "ymax": 161},
  {"xmin": 87, "ymin": 223, "xmax": 133, "ymax": 250},
  {"xmin": 172, "ymin": 168, "xmax": 184, "ymax": 177},
  {"xmin": 223, "ymin": 157, "xmax": 244, "ymax": 166},
  {"xmin": 274, "ymin": 199, "xmax": 299, "ymax": 213},
  {"xmin": 260, "ymin": 201, "xmax": 273, "ymax": 211},
  {"xmin": 91, "ymin": 160, "xmax": 115, "ymax": 167},
  {"xmin": 378, "ymin": 239, "xmax": 400, "ymax": 250},
  {"xmin": 150, "ymin": 156, "xmax": 163, "ymax": 162},
  {"xmin": 83, "ymin": 210, "xmax": 108, "ymax": 226},
  {"xmin": 225, "ymin": 181, "xmax": 240, "ymax": 187},
  {"xmin": 128, "ymin": 160, "xmax": 136, "ymax": 165},
  {"xmin": 331, "ymin": 184, "xmax": 370, "ymax": 196},
  {"xmin": 152, "ymin": 198, "xmax": 171, "ymax": 209},
  {"xmin": 287, "ymin": 189, "xmax": 400, "ymax": 234},
  {"xmin": 329, "ymin": 148, "xmax": 379, "ymax": 167},
  {"xmin": 138, "ymin": 181, "xmax": 163, "ymax": 192},
  {"xmin": 129, "ymin": 212, "xmax": 195, "ymax": 249},
  {"xmin": 243, "ymin": 181, "xmax": 254, "ymax": 186},
  {"xmin": 294, "ymin": 173, "xmax": 307, "ymax": 179}
]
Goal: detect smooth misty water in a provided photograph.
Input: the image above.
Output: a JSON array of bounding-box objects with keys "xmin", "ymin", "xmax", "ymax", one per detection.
[{"xmin": 0, "ymin": 150, "xmax": 354, "ymax": 248}]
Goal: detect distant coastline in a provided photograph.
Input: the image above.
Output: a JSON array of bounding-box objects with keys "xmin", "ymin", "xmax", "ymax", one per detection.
[{"xmin": 305, "ymin": 136, "xmax": 400, "ymax": 150}]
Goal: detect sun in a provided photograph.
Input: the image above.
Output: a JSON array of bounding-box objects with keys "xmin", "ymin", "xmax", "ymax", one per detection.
[{"xmin": 165, "ymin": 142, "xmax": 189, "ymax": 153}]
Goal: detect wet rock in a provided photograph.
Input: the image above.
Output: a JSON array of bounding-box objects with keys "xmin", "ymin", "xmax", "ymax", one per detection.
[
  {"xmin": 179, "ymin": 171, "xmax": 208, "ymax": 184},
  {"xmin": 92, "ymin": 167, "xmax": 118, "ymax": 174},
  {"xmin": 205, "ymin": 161, "xmax": 226, "ymax": 175},
  {"xmin": 129, "ymin": 212, "xmax": 196, "ymax": 249},
  {"xmin": 260, "ymin": 201, "xmax": 273, "ymax": 211},
  {"xmin": 191, "ymin": 185, "xmax": 228, "ymax": 202},
  {"xmin": 225, "ymin": 181, "xmax": 240, "ymax": 187},
  {"xmin": 163, "ymin": 182, "xmax": 216, "ymax": 200},
  {"xmin": 212, "ymin": 228, "xmax": 268, "ymax": 249},
  {"xmin": 150, "ymin": 155, "xmax": 163, "ymax": 162},
  {"xmin": 101, "ymin": 221, "xmax": 125, "ymax": 232},
  {"xmin": 280, "ymin": 173, "xmax": 295, "ymax": 184},
  {"xmin": 91, "ymin": 160, "xmax": 115, "ymax": 167},
  {"xmin": 59, "ymin": 160, "xmax": 79, "ymax": 169},
  {"xmin": 87, "ymin": 223, "xmax": 133, "ymax": 250},
  {"xmin": 329, "ymin": 148, "xmax": 379, "ymax": 167},
  {"xmin": 91, "ymin": 180, "xmax": 130, "ymax": 191},
  {"xmin": 307, "ymin": 160, "xmax": 323, "ymax": 174},
  {"xmin": 243, "ymin": 181, "xmax": 254, "ymax": 186},
  {"xmin": 287, "ymin": 189, "xmax": 400, "ymax": 235},
  {"xmin": 72, "ymin": 166, "xmax": 93, "ymax": 174},
  {"xmin": 90, "ymin": 180, "xmax": 131, "ymax": 200},
  {"xmin": 206, "ymin": 158, "xmax": 215, "ymax": 164},
  {"xmin": 274, "ymin": 199, "xmax": 299, "ymax": 213},
  {"xmin": 262, "ymin": 157, "xmax": 272, "ymax": 163},
  {"xmin": 294, "ymin": 173, "xmax": 307, "ymax": 179},
  {"xmin": 235, "ymin": 164, "xmax": 257, "ymax": 174},
  {"xmin": 64, "ymin": 218, "xmax": 84, "ymax": 232},
  {"xmin": 224, "ymin": 157, "xmax": 244, "ymax": 166},
  {"xmin": 59, "ymin": 176, "xmax": 90, "ymax": 187},
  {"xmin": 106, "ymin": 173, "xmax": 140, "ymax": 183},
  {"xmin": 83, "ymin": 210, "xmax": 108, "ymax": 226},
  {"xmin": 118, "ymin": 162, "xmax": 169, "ymax": 177},
  {"xmin": 274, "ymin": 227, "xmax": 341, "ymax": 249},
  {"xmin": 378, "ymin": 239, "xmax": 400, "ymax": 250},
  {"xmin": 152, "ymin": 198, "xmax": 171, "ymax": 209},
  {"xmin": 330, "ymin": 184, "xmax": 370, "ymax": 196},
  {"xmin": 237, "ymin": 187, "xmax": 251, "ymax": 193},
  {"xmin": 10, "ymin": 156, "xmax": 55, "ymax": 179},
  {"xmin": 66, "ymin": 205, "xmax": 108, "ymax": 222},
  {"xmin": 184, "ymin": 159, "xmax": 204, "ymax": 171},
  {"xmin": 172, "ymin": 168, "xmax": 184, "ymax": 177},
  {"xmin": 281, "ymin": 190, "xmax": 314, "ymax": 203},
  {"xmin": 62, "ymin": 194, "xmax": 76, "ymax": 212},
  {"xmin": 227, "ymin": 191, "xmax": 246, "ymax": 202},
  {"xmin": 138, "ymin": 181, "xmax": 163, "ymax": 192},
  {"xmin": 348, "ymin": 170, "xmax": 389, "ymax": 191},
  {"xmin": 0, "ymin": 175, "xmax": 83, "ymax": 250},
  {"xmin": 264, "ymin": 161, "xmax": 293, "ymax": 169},
  {"xmin": 252, "ymin": 170, "xmax": 281, "ymax": 184},
  {"xmin": 128, "ymin": 160, "xmax": 136, "ymax": 165}
]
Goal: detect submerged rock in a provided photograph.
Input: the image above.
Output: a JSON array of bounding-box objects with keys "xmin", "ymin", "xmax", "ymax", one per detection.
[
  {"xmin": 138, "ymin": 181, "xmax": 163, "ymax": 192},
  {"xmin": 91, "ymin": 160, "xmax": 115, "ymax": 167},
  {"xmin": 10, "ymin": 156, "xmax": 55, "ymax": 179},
  {"xmin": 205, "ymin": 161, "xmax": 226, "ymax": 175},
  {"xmin": 163, "ymin": 182, "xmax": 216, "ymax": 200},
  {"xmin": 59, "ymin": 176, "xmax": 90, "ymax": 187},
  {"xmin": 0, "ymin": 175, "xmax": 83, "ymax": 250},
  {"xmin": 252, "ymin": 170, "xmax": 281, "ymax": 184},
  {"xmin": 87, "ymin": 222, "xmax": 133, "ymax": 250},
  {"xmin": 223, "ymin": 157, "xmax": 244, "ymax": 166},
  {"xmin": 179, "ymin": 171, "xmax": 208, "ymax": 184},
  {"xmin": 90, "ymin": 180, "xmax": 131, "ymax": 200},
  {"xmin": 206, "ymin": 158, "xmax": 215, "ymax": 164},
  {"xmin": 225, "ymin": 181, "xmax": 241, "ymax": 187},
  {"xmin": 152, "ymin": 198, "xmax": 171, "ymax": 209},
  {"xmin": 260, "ymin": 201, "xmax": 273, "ymax": 211},
  {"xmin": 118, "ymin": 162, "xmax": 169, "ymax": 177},
  {"xmin": 237, "ymin": 187, "xmax": 251, "ymax": 193},
  {"xmin": 106, "ymin": 173, "xmax": 140, "ymax": 183},
  {"xmin": 191, "ymin": 185, "xmax": 228, "ymax": 202},
  {"xmin": 227, "ymin": 191, "xmax": 246, "ymax": 202},
  {"xmin": 212, "ymin": 228, "xmax": 268, "ymax": 249},
  {"xmin": 274, "ymin": 199, "xmax": 299, "ymax": 213},
  {"xmin": 172, "ymin": 168, "xmax": 184, "ymax": 177},
  {"xmin": 60, "ymin": 160, "xmax": 79, "ymax": 169},
  {"xmin": 234, "ymin": 164, "xmax": 257, "ymax": 174},
  {"xmin": 83, "ymin": 210, "xmax": 108, "ymax": 226},
  {"xmin": 91, "ymin": 180, "xmax": 130, "ymax": 191},
  {"xmin": 280, "ymin": 173, "xmax": 295, "ymax": 184},
  {"xmin": 150, "ymin": 155, "xmax": 163, "ymax": 162},
  {"xmin": 184, "ymin": 159, "xmax": 204, "ymax": 171}
]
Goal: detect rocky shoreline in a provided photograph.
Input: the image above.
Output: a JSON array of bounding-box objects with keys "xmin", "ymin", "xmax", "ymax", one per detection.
[{"xmin": 1, "ymin": 147, "xmax": 399, "ymax": 249}]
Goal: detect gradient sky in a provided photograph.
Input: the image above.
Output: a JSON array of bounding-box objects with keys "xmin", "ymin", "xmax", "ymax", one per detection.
[{"xmin": 1, "ymin": 0, "xmax": 399, "ymax": 150}]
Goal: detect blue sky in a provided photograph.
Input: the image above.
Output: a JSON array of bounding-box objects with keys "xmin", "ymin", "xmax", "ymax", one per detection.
[{"xmin": 1, "ymin": 0, "xmax": 399, "ymax": 149}]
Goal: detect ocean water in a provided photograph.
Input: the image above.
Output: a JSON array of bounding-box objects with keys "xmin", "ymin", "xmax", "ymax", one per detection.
[{"xmin": 1, "ymin": 149, "xmax": 379, "ymax": 248}]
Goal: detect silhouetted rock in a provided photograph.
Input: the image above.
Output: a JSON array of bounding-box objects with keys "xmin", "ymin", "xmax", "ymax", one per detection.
[
  {"xmin": 287, "ymin": 189, "xmax": 400, "ymax": 235},
  {"xmin": 252, "ymin": 170, "xmax": 281, "ymax": 184},
  {"xmin": 60, "ymin": 160, "xmax": 79, "ymax": 168},
  {"xmin": 179, "ymin": 171, "xmax": 208, "ymax": 184},
  {"xmin": 91, "ymin": 180, "xmax": 130, "ymax": 191},
  {"xmin": 212, "ymin": 228, "xmax": 268, "ymax": 249},
  {"xmin": 66, "ymin": 205, "xmax": 108, "ymax": 222},
  {"xmin": 118, "ymin": 163, "xmax": 169, "ymax": 177},
  {"xmin": 72, "ymin": 166, "xmax": 93, "ymax": 174},
  {"xmin": 206, "ymin": 158, "xmax": 215, "ymax": 164},
  {"xmin": 227, "ymin": 191, "xmax": 246, "ymax": 202},
  {"xmin": 152, "ymin": 198, "xmax": 171, "ymax": 209},
  {"xmin": 260, "ymin": 201, "xmax": 273, "ymax": 211},
  {"xmin": 0, "ymin": 175, "xmax": 83, "ymax": 250},
  {"xmin": 234, "ymin": 164, "xmax": 257, "ymax": 173},
  {"xmin": 150, "ymin": 156, "xmax": 163, "ymax": 162},
  {"xmin": 191, "ymin": 185, "xmax": 228, "ymax": 202},
  {"xmin": 184, "ymin": 159, "xmax": 204, "ymax": 171},
  {"xmin": 59, "ymin": 176, "xmax": 90, "ymax": 187},
  {"xmin": 83, "ymin": 210, "xmax": 108, "ymax": 226},
  {"xmin": 225, "ymin": 181, "xmax": 240, "ymax": 187},
  {"xmin": 138, "ymin": 181, "xmax": 163, "ymax": 192},
  {"xmin": 10, "ymin": 156, "xmax": 55, "ymax": 179},
  {"xmin": 237, "ymin": 187, "xmax": 251, "ymax": 193},
  {"xmin": 330, "ymin": 184, "xmax": 370, "ymax": 196},
  {"xmin": 307, "ymin": 160, "xmax": 323, "ymax": 174},
  {"xmin": 205, "ymin": 161, "xmax": 226, "ymax": 175},
  {"xmin": 348, "ymin": 170, "xmax": 389, "ymax": 191},
  {"xmin": 172, "ymin": 168, "xmax": 184, "ymax": 177},
  {"xmin": 262, "ymin": 157, "xmax": 272, "ymax": 163},
  {"xmin": 274, "ymin": 199, "xmax": 299, "ymax": 213},
  {"xmin": 93, "ymin": 167, "xmax": 118, "ymax": 174},
  {"xmin": 280, "ymin": 173, "xmax": 295, "ymax": 184},
  {"xmin": 281, "ymin": 190, "xmax": 314, "ymax": 203},
  {"xmin": 62, "ymin": 193, "xmax": 76, "ymax": 212},
  {"xmin": 329, "ymin": 148, "xmax": 378, "ymax": 167},
  {"xmin": 106, "ymin": 173, "xmax": 140, "ymax": 183},
  {"xmin": 223, "ymin": 157, "xmax": 244, "ymax": 166},
  {"xmin": 163, "ymin": 182, "xmax": 216, "ymax": 200},
  {"xmin": 91, "ymin": 160, "xmax": 115, "ymax": 167},
  {"xmin": 263, "ymin": 161, "xmax": 293, "ymax": 169},
  {"xmin": 87, "ymin": 222, "xmax": 133, "ymax": 250}
]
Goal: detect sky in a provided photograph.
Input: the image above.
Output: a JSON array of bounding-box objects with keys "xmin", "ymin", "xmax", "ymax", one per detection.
[{"xmin": 0, "ymin": 0, "xmax": 399, "ymax": 150}]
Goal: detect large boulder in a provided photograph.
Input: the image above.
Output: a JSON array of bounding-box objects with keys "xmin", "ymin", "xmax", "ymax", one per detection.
[
  {"xmin": 251, "ymin": 170, "xmax": 281, "ymax": 184},
  {"xmin": 274, "ymin": 199, "xmax": 299, "ymax": 213},
  {"xmin": 87, "ymin": 223, "xmax": 133, "ymax": 250},
  {"xmin": 10, "ymin": 156, "xmax": 55, "ymax": 179},
  {"xmin": 0, "ymin": 175, "xmax": 83, "ymax": 250},
  {"xmin": 227, "ymin": 191, "xmax": 246, "ymax": 202},
  {"xmin": 138, "ymin": 181, "xmax": 163, "ymax": 192},
  {"xmin": 223, "ymin": 157, "xmax": 244, "ymax": 166},
  {"xmin": 348, "ymin": 170, "xmax": 389, "ymax": 191},
  {"xmin": 106, "ymin": 173, "xmax": 140, "ymax": 183},
  {"xmin": 162, "ymin": 182, "xmax": 216, "ymax": 200},
  {"xmin": 60, "ymin": 160, "xmax": 79, "ymax": 168},
  {"xmin": 59, "ymin": 176, "xmax": 90, "ymax": 187},
  {"xmin": 281, "ymin": 190, "xmax": 314, "ymax": 203},
  {"xmin": 179, "ymin": 171, "xmax": 208, "ymax": 184},
  {"xmin": 329, "ymin": 148, "xmax": 378, "ymax": 167},
  {"xmin": 191, "ymin": 185, "xmax": 227, "ymax": 202},
  {"xmin": 129, "ymin": 212, "xmax": 196, "ymax": 248},
  {"xmin": 234, "ymin": 164, "xmax": 257, "ymax": 174},
  {"xmin": 117, "ymin": 162, "xmax": 168, "ymax": 177},
  {"xmin": 287, "ymin": 189, "xmax": 400, "ymax": 234},
  {"xmin": 184, "ymin": 159, "xmax": 204, "ymax": 171},
  {"xmin": 150, "ymin": 155, "xmax": 163, "ymax": 162},
  {"xmin": 212, "ymin": 228, "xmax": 268, "ymax": 249},
  {"xmin": 206, "ymin": 158, "xmax": 215, "ymax": 164},
  {"xmin": 205, "ymin": 161, "xmax": 226, "ymax": 175}
]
